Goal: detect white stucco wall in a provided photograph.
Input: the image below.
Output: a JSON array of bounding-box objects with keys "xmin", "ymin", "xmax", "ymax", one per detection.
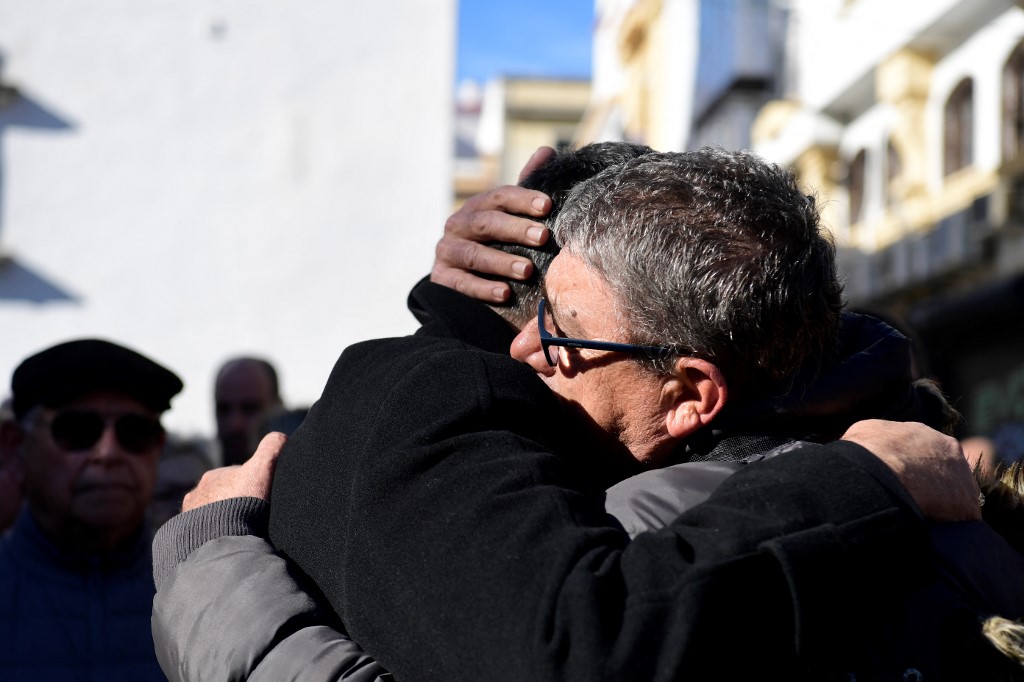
[
  {"xmin": 838, "ymin": 102, "xmax": 895, "ymax": 232},
  {"xmin": 661, "ymin": 0, "xmax": 698, "ymax": 152},
  {"xmin": 0, "ymin": 1, "xmax": 455, "ymax": 437},
  {"xmin": 794, "ymin": 0, "xmax": 968, "ymax": 112},
  {"xmin": 925, "ymin": 9, "xmax": 1024, "ymax": 190}
]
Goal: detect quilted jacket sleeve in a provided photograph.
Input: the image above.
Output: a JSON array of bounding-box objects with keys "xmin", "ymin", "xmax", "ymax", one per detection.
[{"xmin": 151, "ymin": 498, "xmax": 392, "ymax": 682}]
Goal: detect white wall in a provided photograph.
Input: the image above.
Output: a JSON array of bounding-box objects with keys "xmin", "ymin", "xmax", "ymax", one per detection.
[
  {"xmin": 662, "ymin": 0, "xmax": 698, "ymax": 151},
  {"xmin": 926, "ymin": 9, "xmax": 1024, "ymax": 190},
  {"xmin": 0, "ymin": 0, "xmax": 455, "ymax": 437},
  {"xmin": 794, "ymin": 0, "xmax": 966, "ymax": 111}
]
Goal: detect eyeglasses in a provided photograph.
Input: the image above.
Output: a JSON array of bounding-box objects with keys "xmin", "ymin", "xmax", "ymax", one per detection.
[
  {"xmin": 537, "ymin": 298, "xmax": 678, "ymax": 367},
  {"xmin": 34, "ymin": 410, "xmax": 165, "ymax": 454}
]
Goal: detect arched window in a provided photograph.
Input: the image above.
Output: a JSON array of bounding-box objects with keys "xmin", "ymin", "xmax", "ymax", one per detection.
[
  {"xmin": 1003, "ymin": 41, "xmax": 1024, "ymax": 161},
  {"xmin": 944, "ymin": 78, "xmax": 973, "ymax": 175},
  {"xmin": 848, "ymin": 149, "xmax": 867, "ymax": 226}
]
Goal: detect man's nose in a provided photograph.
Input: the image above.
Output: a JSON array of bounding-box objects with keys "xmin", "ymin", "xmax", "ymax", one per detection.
[
  {"xmin": 91, "ymin": 423, "xmax": 125, "ymax": 461},
  {"xmin": 510, "ymin": 318, "xmax": 556, "ymax": 376},
  {"xmin": 222, "ymin": 410, "xmax": 249, "ymax": 433}
]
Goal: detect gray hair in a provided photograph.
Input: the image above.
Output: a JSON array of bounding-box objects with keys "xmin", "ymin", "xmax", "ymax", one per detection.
[
  {"xmin": 487, "ymin": 142, "xmax": 654, "ymax": 328},
  {"xmin": 553, "ymin": 147, "xmax": 843, "ymax": 396}
]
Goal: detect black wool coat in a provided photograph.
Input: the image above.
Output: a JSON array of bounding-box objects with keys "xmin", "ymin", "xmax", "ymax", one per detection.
[{"xmin": 268, "ymin": 280, "xmax": 933, "ymax": 681}]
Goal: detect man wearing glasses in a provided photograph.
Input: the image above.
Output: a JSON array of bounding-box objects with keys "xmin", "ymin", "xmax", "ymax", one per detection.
[
  {"xmin": 0, "ymin": 339, "xmax": 180, "ymax": 681},
  {"xmin": 153, "ymin": 149, "xmax": 986, "ymax": 680}
]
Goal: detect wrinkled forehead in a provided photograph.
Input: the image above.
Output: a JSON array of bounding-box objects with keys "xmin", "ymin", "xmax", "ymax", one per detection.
[
  {"xmin": 542, "ymin": 252, "xmax": 626, "ymax": 335},
  {"xmin": 545, "ymin": 250, "xmax": 609, "ymax": 288}
]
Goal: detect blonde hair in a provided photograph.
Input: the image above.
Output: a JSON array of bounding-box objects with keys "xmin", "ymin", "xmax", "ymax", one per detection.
[
  {"xmin": 983, "ymin": 616, "xmax": 1024, "ymax": 669},
  {"xmin": 976, "ymin": 460, "xmax": 1024, "ymax": 671},
  {"xmin": 979, "ymin": 459, "xmax": 1024, "ymax": 555}
]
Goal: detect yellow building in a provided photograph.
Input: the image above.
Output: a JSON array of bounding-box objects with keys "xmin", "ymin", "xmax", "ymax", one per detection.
[
  {"xmin": 477, "ymin": 77, "xmax": 591, "ymax": 189},
  {"xmin": 581, "ymin": 0, "xmax": 1024, "ymax": 450},
  {"xmin": 754, "ymin": 0, "xmax": 1024, "ymax": 449},
  {"xmin": 578, "ymin": 0, "xmax": 699, "ymax": 151}
]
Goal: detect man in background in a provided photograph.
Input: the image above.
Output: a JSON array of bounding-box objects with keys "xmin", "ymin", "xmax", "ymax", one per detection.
[
  {"xmin": 214, "ymin": 356, "xmax": 282, "ymax": 465},
  {"xmin": 0, "ymin": 338, "xmax": 181, "ymax": 681}
]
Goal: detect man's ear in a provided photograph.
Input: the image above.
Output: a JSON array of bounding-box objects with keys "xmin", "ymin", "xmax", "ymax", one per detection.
[{"xmin": 661, "ymin": 357, "xmax": 728, "ymax": 440}]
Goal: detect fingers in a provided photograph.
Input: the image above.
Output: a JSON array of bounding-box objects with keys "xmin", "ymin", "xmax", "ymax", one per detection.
[
  {"xmin": 453, "ymin": 185, "xmax": 552, "ymax": 237},
  {"xmin": 247, "ymin": 432, "xmax": 287, "ymax": 473},
  {"xmin": 518, "ymin": 146, "xmax": 557, "ymax": 183},
  {"xmin": 905, "ymin": 433, "xmax": 980, "ymax": 522},
  {"xmin": 180, "ymin": 433, "xmax": 288, "ymax": 512},
  {"xmin": 442, "ymin": 208, "xmax": 548, "ymax": 257},
  {"xmin": 245, "ymin": 432, "xmax": 290, "ymax": 491},
  {"xmin": 182, "ymin": 466, "xmax": 238, "ymax": 512},
  {"xmin": 432, "ymin": 184, "xmax": 553, "ymax": 304},
  {"xmin": 843, "ymin": 420, "xmax": 981, "ymax": 522},
  {"xmin": 433, "ymin": 231, "xmax": 534, "ymax": 285},
  {"xmin": 241, "ymin": 432, "xmax": 287, "ymax": 497}
]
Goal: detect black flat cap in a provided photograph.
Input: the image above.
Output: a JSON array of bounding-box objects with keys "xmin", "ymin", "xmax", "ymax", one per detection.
[{"xmin": 11, "ymin": 339, "xmax": 183, "ymax": 420}]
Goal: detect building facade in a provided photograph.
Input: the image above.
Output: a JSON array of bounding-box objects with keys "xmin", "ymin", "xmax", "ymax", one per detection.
[
  {"xmin": 578, "ymin": 0, "xmax": 1024, "ymax": 453},
  {"xmin": 579, "ymin": 0, "xmax": 699, "ymax": 151},
  {"xmin": 577, "ymin": 0, "xmax": 783, "ymax": 154},
  {"xmin": 475, "ymin": 76, "xmax": 590, "ymax": 188},
  {"xmin": 753, "ymin": 0, "xmax": 1024, "ymax": 452}
]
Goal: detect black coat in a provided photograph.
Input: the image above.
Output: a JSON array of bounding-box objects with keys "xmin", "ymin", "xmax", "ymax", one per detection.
[{"xmin": 268, "ymin": 281, "xmax": 936, "ymax": 681}]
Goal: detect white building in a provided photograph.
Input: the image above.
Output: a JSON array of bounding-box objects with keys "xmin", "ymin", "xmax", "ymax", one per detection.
[
  {"xmin": 577, "ymin": 0, "xmax": 1024, "ymax": 447},
  {"xmin": 753, "ymin": 0, "xmax": 1024, "ymax": 448},
  {"xmin": 578, "ymin": 0, "xmax": 699, "ymax": 152},
  {"xmin": 754, "ymin": 0, "xmax": 1024, "ymax": 300},
  {"xmin": 577, "ymin": 0, "xmax": 777, "ymax": 155},
  {"xmin": 0, "ymin": 1, "xmax": 455, "ymax": 438}
]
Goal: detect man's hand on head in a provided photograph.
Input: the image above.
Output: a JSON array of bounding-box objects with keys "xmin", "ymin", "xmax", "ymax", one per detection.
[
  {"xmin": 431, "ymin": 146, "xmax": 556, "ymax": 304},
  {"xmin": 182, "ymin": 432, "xmax": 286, "ymax": 511},
  {"xmin": 842, "ymin": 419, "xmax": 981, "ymax": 522}
]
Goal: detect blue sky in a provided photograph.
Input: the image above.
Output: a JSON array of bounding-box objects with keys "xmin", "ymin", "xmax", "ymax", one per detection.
[{"xmin": 456, "ymin": 0, "xmax": 593, "ymax": 84}]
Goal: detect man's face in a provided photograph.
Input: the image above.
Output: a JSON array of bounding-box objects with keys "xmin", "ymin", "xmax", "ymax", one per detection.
[
  {"xmin": 215, "ymin": 362, "xmax": 278, "ymax": 465},
  {"xmin": 511, "ymin": 251, "xmax": 673, "ymax": 465},
  {"xmin": 17, "ymin": 392, "xmax": 163, "ymax": 549}
]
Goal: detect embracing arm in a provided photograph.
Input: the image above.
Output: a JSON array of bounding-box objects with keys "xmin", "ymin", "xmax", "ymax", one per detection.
[
  {"xmin": 151, "ymin": 435, "xmax": 392, "ymax": 682},
  {"xmin": 269, "ymin": 344, "xmax": 974, "ymax": 681}
]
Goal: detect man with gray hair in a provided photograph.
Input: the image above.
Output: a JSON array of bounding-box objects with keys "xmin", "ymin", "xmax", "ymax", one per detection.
[
  {"xmin": 506, "ymin": 149, "xmax": 843, "ymax": 466},
  {"xmin": 153, "ymin": 148, "xmax": 985, "ymax": 680}
]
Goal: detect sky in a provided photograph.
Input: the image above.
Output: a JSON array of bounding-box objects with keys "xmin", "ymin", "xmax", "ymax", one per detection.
[{"xmin": 456, "ymin": 0, "xmax": 594, "ymax": 85}]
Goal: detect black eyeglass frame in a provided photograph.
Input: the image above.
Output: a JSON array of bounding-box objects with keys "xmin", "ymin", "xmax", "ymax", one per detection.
[{"xmin": 537, "ymin": 298, "xmax": 678, "ymax": 367}]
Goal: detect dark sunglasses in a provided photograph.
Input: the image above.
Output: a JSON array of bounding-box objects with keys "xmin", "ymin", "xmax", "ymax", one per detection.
[
  {"xmin": 39, "ymin": 410, "xmax": 165, "ymax": 454},
  {"xmin": 537, "ymin": 298, "xmax": 678, "ymax": 367}
]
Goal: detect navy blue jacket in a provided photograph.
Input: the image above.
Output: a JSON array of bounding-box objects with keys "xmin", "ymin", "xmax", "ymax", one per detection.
[{"xmin": 0, "ymin": 511, "xmax": 164, "ymax": 681}]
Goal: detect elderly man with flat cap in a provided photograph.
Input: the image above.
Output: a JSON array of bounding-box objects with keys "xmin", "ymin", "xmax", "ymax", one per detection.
[{"xmin": 0, "ymin": 338, "xmax": 181, "ymax": 681}]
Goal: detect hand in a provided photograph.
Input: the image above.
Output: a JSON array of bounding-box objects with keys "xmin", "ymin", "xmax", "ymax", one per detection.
[
  {"xmin": 431, "ymin": 146, "xmax": 556, "ymax": 303},
  {"xmin": 842, "ymin": 420, "xmax": 981, "ymax": 522},
  {"xmin": 182, "ymin": 432, "xmax": 287, "ymax": 512}
]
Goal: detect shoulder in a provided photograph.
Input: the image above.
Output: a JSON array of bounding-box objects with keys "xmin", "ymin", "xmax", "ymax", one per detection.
[
  {"xmin": 408, "ymin": 279, "xmax": 518, "ymax": 352},
  {"xmin": 318, "ymin": 336, "xmax": 555, "ymax": 427},
  {"xmin": 606, "ymin": 461, "xmax": 743, "ymax": 537}
]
